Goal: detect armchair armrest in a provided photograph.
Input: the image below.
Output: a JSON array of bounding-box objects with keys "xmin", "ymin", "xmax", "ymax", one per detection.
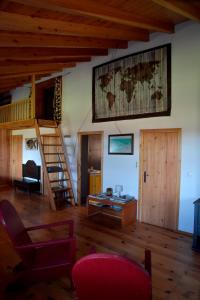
[
  {"xmin": 16, "ymin": 237, "xmax": 75, "ymax": 251},
  {"xmin": 26, "ymin": 220, "xmax": 74, "ymax": 237}
]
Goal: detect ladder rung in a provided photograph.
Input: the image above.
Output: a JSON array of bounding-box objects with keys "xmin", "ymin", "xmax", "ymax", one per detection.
[
  {"xmin": 44, "ymin": 152, "xmax": 64, "ymax": 155},
  {"xmin": 41, "ymin": 135, "xmax": 59, "ymax": 137},
  {"xmin": 42, "ymin": 144, "xmax": 62, "ymax": 146},
  {"xmin": 50, "ymin": 179, "xmax": 69, "ymax": 183},
  {"xmin": 52, "ymin": 187, "xmax": 71, "ymax": 193},
  {"xmin": 48, "ymin": 169, "xmax": 68, "ymax": 174},
  {"xmin": 46, "ymin": 161, "xmax": 65, "ymax": 164},
  {"xmin": 35, "ymin": 120, "xmax": 75, "ymax": 207}
]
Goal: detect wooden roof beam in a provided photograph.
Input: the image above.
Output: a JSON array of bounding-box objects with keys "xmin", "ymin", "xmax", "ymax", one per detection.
[
  {"xmin": 0, "ymin": 78, "xmax": 28, "ymax": 84},
  {"xmin": 0, "ymin": 75, "xmax": 42, "ymax": 84},
  {"xmin": 0, "ymin": 78, "xmax": 34, "ymax": 86},
  {"xmin": 0, "ymin": 75, "xmax": 39, "ymax": 84},
  {"xmin": 0, "ymin": 79, "xmax": 28, "ymax": 86},
  {"xmin": 0, "ymin": 71, "xmax": 62, "ymax": 79},
  {"xmin": 0, "ymin": 63, "xmax": 76, "ymax": 75},
  {"xmin": 11, "ymin": 0, "xmax": 174, "ymax": 33},
  {"xmin": 0, "ymin": 31, "xmax": 128, "ymax": 49},
  {"xmin": 0, "ymin": 88, "xmax": 13, "ymax": 93},
  {"xmin": 153, "ymin": 0, "xmax": 200, "ymax": 22},
  {"xmin": 0, "ymin": 76, "xmax": 46, "ymax": 87},
  {"xmin": 0, "ymin": 57, "xmax": 91, "ymax": 65},
  {"xmin": 0, "ymin": 47, "xmax": 108, "ymax": 60},
  {"xmin": 0, "ymin": 11, "xmax": 149, "ymax": 41},
  {"xmin": 0, "ymin": 84, "xmax": 25, "ymax": 91}
]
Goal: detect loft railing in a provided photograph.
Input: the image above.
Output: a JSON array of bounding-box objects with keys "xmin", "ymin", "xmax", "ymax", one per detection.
[
  {"xmin": 0, "ymin": 75, "xmax": 35, "ymax": 124},
  {"xmin": 0, "ymin": 97, "xmax": 34, "ymax": 124}
]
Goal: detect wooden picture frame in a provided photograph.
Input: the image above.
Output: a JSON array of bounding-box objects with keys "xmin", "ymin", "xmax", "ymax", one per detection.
[
  {"xmin": 108, "ymin": 134, "xmax": 134, "ymax": 155},
  {"xmin": 92, "ymin": 44, "xmax": 171, "ymax": 122}
]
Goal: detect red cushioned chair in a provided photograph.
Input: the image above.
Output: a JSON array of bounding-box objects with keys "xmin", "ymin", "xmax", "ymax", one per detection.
[
  {"xmin": 72, "ymin": 250, "xmax": 152, "ymax": 300},
  {"xmin": 0, "ymin": 199, "xmax": 76, "ymax": 285}
]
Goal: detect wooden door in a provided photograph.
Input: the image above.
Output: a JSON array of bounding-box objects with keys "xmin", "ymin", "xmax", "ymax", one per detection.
[
  {"xmin": 139, "ymin": 129, "xmax": 181, "ymax": 230},
  {"xmin": 10, "ymin": 135, "xmax": 23, "ymax": 181},
  {"xmin": 0, "ymin": 129, "xmax": 11, "ymax": 185}
]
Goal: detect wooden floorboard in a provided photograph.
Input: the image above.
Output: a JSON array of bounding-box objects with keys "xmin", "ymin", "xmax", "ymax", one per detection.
[{"xmin": 0, "ymin": 187, "xmax": 200, "ymax": 300}]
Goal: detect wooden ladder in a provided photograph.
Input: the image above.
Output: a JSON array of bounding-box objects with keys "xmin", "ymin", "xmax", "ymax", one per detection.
[{"xmin": 35, "ymin": 119, "xmax": 75, "ymax": 210}]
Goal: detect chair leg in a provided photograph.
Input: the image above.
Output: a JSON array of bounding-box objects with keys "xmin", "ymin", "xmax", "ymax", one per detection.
[
  {"xmin": 13, "ymin": 262, "xmax": 26, "ymax": 273},
  {"xmin": 6, "ymin": 279, "xmax": 26, "ymax": 293},
  {"xmin": 145, "ymin": 249, "xmax": 152, "ymax": 277},
  {"xmin": 6, "ymin": 272, "xmax": 27, "ymax": 293},
  {"xmin": 69, "ymin": 276, "xmax": 74, "ymax": 290}
]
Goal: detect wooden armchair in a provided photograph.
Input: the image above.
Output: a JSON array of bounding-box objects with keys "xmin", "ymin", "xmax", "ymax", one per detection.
[{"xmin": 0, "ymin": 199, "xmax": 76, "ymax": 286}]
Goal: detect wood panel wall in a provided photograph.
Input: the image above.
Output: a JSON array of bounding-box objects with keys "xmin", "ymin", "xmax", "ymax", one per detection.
[{"xmin": 0, "ymin": 129, "xmax": 10, "ymax": 186}]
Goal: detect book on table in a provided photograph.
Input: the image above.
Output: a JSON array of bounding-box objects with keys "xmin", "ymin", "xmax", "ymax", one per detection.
[{"xmin": 88, "ymin": 193, "xmax": 135, "ymax": 211}]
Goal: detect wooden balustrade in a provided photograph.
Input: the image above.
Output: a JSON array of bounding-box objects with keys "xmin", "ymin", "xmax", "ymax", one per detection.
[{"xmin": 0, "ymin": 98, "xmax": 34, "ymax": 123}]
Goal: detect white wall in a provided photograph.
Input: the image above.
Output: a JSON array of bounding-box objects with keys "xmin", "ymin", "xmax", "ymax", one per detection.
[
  {"xmin": 11, "ymin": 86, "xmax": 31, "ymax": 102},
  {"xmin": 12, "ymin": 129, "xmax": 41, "ymax": 165},
  {"xmin": 12, "ymin": 128, "xmax": 55, "ymax": 166},
  {"xmin": 62, "ymin": 21, "xmax": 200, "ymax": 233}
]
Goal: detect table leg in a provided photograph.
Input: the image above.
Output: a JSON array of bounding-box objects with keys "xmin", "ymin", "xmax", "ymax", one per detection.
[{"xmin": 121, "ymin": 202, "xmax": 136, "ymax": 226}]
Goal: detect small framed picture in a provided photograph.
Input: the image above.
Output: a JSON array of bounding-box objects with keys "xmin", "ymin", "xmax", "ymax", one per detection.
[
  {"xmin": 25, "ymin": 138, "xmax": 38, "ymax": 150},
  {"xmin": 108, "ymin": 134, "xmax": 134, "ymax": 155}
]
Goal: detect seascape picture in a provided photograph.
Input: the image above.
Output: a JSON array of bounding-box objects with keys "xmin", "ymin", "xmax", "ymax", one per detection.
[{"xmin": 108, "ymin": 134, "xmax": 133, "ymax": 155}]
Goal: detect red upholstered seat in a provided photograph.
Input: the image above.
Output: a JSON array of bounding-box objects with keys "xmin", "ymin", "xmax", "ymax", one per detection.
[{"xmin": 72, "ymin": 252, "xmax": 152, "ymax": 300}]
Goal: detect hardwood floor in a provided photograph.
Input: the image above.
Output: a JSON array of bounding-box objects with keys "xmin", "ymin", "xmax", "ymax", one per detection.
[{"xmin": 0, "ymin": 187, "xmax": 200, "ymax": 300}]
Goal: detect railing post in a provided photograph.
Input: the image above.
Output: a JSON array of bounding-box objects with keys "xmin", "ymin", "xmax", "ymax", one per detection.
[{"xmin": 31, "ymin": 74, "xmax": 36, "ymax": 118}]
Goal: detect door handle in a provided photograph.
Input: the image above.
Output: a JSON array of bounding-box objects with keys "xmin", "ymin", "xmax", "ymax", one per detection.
[{"xmin": 144, "ymin": 171, "xmax": 149, "ymax": 183}]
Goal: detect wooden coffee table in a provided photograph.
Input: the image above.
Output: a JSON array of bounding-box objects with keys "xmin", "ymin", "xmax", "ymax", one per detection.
[{"xmin": 87, "ymin": 194, "xmax": 137, "ymax": 226}]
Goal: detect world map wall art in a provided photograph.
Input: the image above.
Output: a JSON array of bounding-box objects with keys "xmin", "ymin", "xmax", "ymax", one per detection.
[{"xmin": 92, "ymin": 44, "xmax": 171, "ymax": 122}]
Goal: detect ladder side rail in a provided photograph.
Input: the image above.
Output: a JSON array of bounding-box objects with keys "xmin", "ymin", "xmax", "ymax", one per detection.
[
  {"xmin": 35, "ymin": 120, "xmax": 56, "ymax": 210},
  {"xmin": 56, "ymin": 125, "xmax": 76, "ymax": 205}
]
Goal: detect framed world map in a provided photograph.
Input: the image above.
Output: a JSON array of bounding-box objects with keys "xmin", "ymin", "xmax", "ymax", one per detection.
[{"xmin": 92, "ymin": 44, "xmax": 171, "ymax": 122}]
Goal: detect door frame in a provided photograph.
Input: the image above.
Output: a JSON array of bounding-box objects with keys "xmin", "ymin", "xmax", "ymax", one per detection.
[
  {"xmin": 138, "ymin": 128, "xmax": 182, "ymax": 229},
  {"xmin": 77, "ymin": 131, "xmax": 104, "ymax": 206}
]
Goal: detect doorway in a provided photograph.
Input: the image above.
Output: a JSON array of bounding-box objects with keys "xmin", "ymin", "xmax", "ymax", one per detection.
[
  {"xmin": 78, "ymin": 132, "xmax": 103, "ymax": 205},
  {"xmin": 139, "ymin": 129, "xmax": 181, "ymax": 230},
  {"xmin": 10, "ymin": 135, "xmax": 23, "ymax": 181}
]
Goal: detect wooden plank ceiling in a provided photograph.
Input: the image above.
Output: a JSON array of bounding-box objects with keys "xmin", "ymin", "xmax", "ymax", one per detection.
[{"xmin": 0, "ymin": 0, "xmax": 199, "ymax": 95}]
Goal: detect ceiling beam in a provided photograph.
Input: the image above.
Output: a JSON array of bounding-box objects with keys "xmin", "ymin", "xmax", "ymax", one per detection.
[
  {"xmin": 0, "ymin": 11, "xmax": 149, "ymax": 41},
  {"xmin": 0, "ymin": 71, "xmax": 62, "ymax": 79},
  {"xmin": 0, "ymin": 84, "xmax": 25, "ymax": 90},
  {"xmin": 0, "ymin": 74, "xmax": 57, "ymax": 91},
  {"xmin": 0, "ymin": 62, "xmax": 76, "ymax": 75},
  {"xmin": 11, "ymin": 0, "xmax": 174, "ymax": 33},
  {"xmin": 153, "ymin": 0, "xmax": 200, "ymax": 22},
  {"xmin": 0, "ymin": 31, "xmax": 128, "ymax": 49},
  {"xmin": 0, "ymin": 57, "xmax": 91, "ymax": 65},
  {"xmin": 0, "ymin": 78, "xmax": 34, "ymax": 86},
  {"xmin": 0, "ymin": 78, "xmax": 28, "ymax": 84},
  {"xmin": 0, "ymin": 75, "xmax": 46, "ymax": 85},
  {"xmin": 0, "ymin": 85, "xmax": 26, "ymax": 92},
  {"xmin": 0, "ymin": 88, "xmax": 13, "ymax": 93},
  {"xmin": 0, "ymin": 47, "xmax": 108, "ymax": 60}
]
